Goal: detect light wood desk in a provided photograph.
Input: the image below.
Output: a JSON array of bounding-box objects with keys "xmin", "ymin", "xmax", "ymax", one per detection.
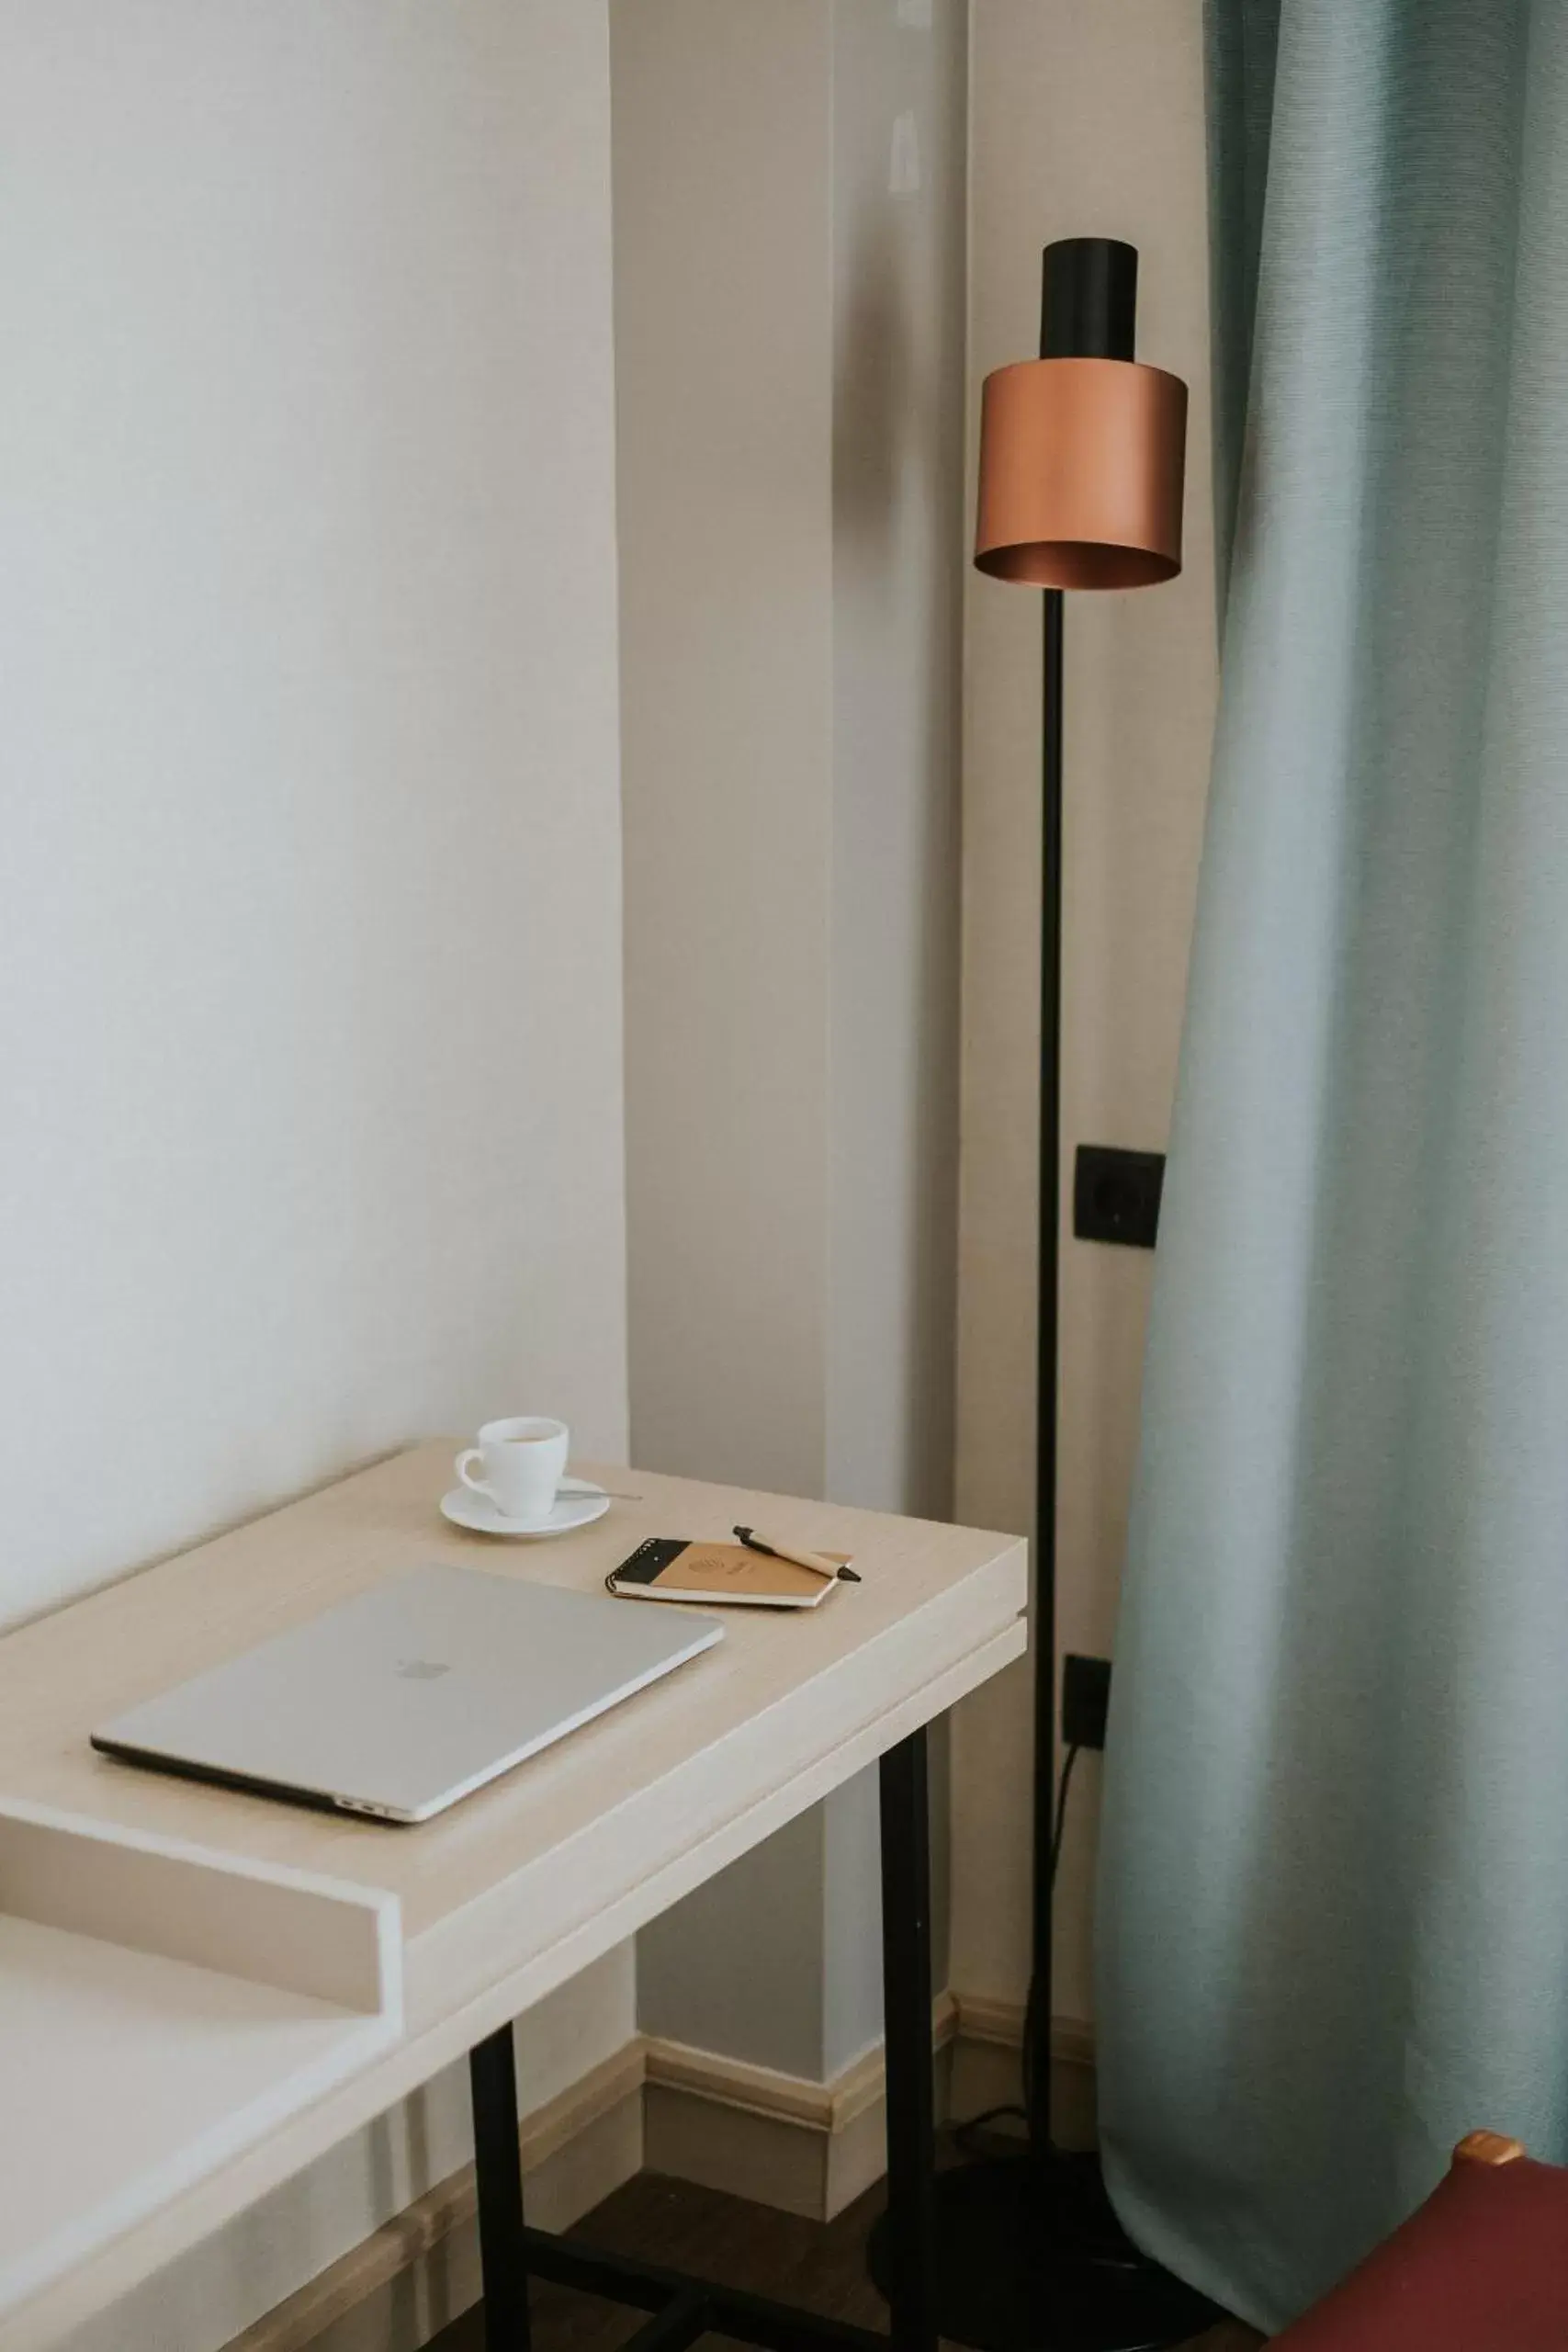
[{"xmin": 0, "ymin": 1442, "xmax": 1027, "ymax": 2352}]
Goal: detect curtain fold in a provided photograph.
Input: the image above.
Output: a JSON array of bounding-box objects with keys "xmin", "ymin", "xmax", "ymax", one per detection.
[
  {"xmin": 1096, "ymin": 2, "xmax": 1568, "ymax": 2331},
  {"xmin": 1203, "ymin": 0, "xmax": 1280, "ymax": 604}
]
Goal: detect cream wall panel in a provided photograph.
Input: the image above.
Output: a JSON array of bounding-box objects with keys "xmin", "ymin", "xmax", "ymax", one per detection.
[{"xmin": 615, "ymin": 0, "xmax": 967, "ymax": 2086}]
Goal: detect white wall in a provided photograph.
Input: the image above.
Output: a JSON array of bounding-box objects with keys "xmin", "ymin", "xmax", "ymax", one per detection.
[
  {"xmin": 0, "ymin": 5, "xmax": 633, "ymax": 2344},
  {"xmin": 615, "ymin": 0, "xmax": 966, "ymax": 2084},
  {"xmin": 951, "ymin": 0, "xmax": 1217, "ymax": 2031},
  {"xmin": 0, "ymin": 0, "xmax": 627, "ymax": 1631}
]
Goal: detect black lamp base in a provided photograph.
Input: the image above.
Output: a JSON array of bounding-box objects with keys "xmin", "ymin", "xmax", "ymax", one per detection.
[{"xmin": 866, "ymin": 2150, "xmax": 1223, "ymax": 2352}]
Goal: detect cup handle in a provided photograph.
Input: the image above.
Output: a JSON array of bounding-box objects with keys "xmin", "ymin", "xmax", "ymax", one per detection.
[{"xmin": 456, "ymin": 1448, "xmax": 495, "ymax": 1501}]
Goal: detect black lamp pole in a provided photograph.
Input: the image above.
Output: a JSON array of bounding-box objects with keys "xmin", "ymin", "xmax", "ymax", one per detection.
[
  {"xmin": 1027, "ymin": 576, "xmax": 1065, "ymax": 2140},
  {"xmin": 1026, "ymin": 228, "xmax": 1130, "ymax": 2139},
  {"xmin": 870, "ymin": 238, "xmax": 1220, "ymax": 2352}
]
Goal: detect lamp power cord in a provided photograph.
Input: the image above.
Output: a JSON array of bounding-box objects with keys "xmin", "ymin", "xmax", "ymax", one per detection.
[{"xmin": 951, "ymin": 1739, "xmax": 1085, "ymax": 2155}]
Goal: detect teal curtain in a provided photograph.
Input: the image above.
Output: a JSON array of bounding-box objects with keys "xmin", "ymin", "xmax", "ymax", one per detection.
[{"xmin": 1096, "ymin": 2, "xmax": 1568, "ymax": 2332}]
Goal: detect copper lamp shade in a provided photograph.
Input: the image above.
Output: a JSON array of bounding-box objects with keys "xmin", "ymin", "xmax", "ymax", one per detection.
[
  {"xmin": 975, "ymin": 238, "xmax": 1188, "ymax": 590},
  {"xmin": 976, "ymin": 356, "xmax": 1186, "ymax": 588}
]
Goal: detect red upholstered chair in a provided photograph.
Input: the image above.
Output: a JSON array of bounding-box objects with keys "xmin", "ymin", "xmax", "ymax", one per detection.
[{"xmin": 1269, "ymin": 2132, "xmax": 1568, "ymax": 2348}]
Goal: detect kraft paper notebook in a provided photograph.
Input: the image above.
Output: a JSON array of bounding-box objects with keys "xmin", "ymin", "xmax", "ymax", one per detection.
[{"xmin": 606, "ymin": 1538, "xmax": 850, "ymax": 1611}]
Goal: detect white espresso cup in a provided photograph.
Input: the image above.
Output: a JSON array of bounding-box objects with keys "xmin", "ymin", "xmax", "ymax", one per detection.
[{"xmin": 455, "ymin": 1416, "xmax": 570, "ymax": 1525}]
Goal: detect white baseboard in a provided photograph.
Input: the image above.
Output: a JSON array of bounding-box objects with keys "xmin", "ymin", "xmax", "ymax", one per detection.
[
  {"xmin": 643, "ymin": 1994, "xmax": 1098, "ymax": 2220},
  {"xmin": 225, "ymin": 1996, "xmax": 1096, "ymax": 2350},
  {"xmin": 642, "ymin": 1993, "xmax": 960, "ymax": 2222}
]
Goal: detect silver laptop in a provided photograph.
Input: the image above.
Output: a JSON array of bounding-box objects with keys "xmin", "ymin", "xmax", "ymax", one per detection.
[{"xmin": 91, "ymin": 1564, "xmax": 723, "ymax": 1823}]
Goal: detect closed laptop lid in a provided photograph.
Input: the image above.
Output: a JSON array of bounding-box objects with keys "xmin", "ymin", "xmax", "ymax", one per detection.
[{"xmin": 92, "ymin": 1564, "xmax": 723, "ymax": 1821}]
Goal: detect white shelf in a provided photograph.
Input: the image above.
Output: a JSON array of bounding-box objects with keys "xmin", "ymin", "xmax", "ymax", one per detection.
[{"xmin": 0, "ymin": 1799, "xmax": 400, "ymax": 2318}]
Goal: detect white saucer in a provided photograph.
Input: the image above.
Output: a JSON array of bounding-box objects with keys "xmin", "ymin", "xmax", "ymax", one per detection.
[{"xmin": 439, "ymin": 1478, "xmax": 611, "ymax": 1540}]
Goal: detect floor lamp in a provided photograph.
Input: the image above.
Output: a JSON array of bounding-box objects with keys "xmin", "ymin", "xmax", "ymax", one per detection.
[{"xmin": 872, "ymin": 241, "xmax": 1221, "ymax": 2352}]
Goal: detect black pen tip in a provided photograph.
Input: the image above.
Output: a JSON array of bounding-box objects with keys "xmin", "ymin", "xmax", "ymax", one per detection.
[{"xmin": 839, "ymin": 1566, "xmax": 863, "ymax": 1582}]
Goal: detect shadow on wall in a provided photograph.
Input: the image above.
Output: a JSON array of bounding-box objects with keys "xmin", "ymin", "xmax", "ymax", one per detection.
[
  {"xmin": 833, "ymin": 204, "xmax": 912, "ymax": 560},
  {"xmin": 828, "ymin": 187, "xmax": 964, "ymax": 1528}
]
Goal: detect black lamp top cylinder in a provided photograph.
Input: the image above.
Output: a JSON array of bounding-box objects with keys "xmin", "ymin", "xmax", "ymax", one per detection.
[{"xmin": 1040, "ymin": 237, "xmax": 1138, "ymax": 362}]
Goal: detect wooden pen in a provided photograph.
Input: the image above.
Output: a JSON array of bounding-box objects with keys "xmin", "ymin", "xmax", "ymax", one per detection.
[{"xmin": 732, "ymin": 1526, "xmax": 862, "ymax": 1584}]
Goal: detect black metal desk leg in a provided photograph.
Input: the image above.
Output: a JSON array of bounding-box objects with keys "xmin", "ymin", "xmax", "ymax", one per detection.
[
  {"xmin": 468, "ymin": 2025, "xmax": 532, "ymax": 2352},
  {"xmin": 878, "ymin": 1729, "xmax": 938, "ymax": 2352}
]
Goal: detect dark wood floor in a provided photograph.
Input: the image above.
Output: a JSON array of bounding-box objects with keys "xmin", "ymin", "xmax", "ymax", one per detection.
[{"xmin": 430, "ymin": 2167, "xmax": 1264, "ymax": 2352}]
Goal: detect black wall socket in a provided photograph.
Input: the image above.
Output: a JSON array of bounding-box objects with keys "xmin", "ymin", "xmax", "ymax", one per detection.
[
  {"xmin": 1074, "ymin": 1145, "xmax": 1165, "ymax": 1250},
  {"xmin": 1062, "ymin": 1653, "xmax": 1112, "ymax": 1750}
]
